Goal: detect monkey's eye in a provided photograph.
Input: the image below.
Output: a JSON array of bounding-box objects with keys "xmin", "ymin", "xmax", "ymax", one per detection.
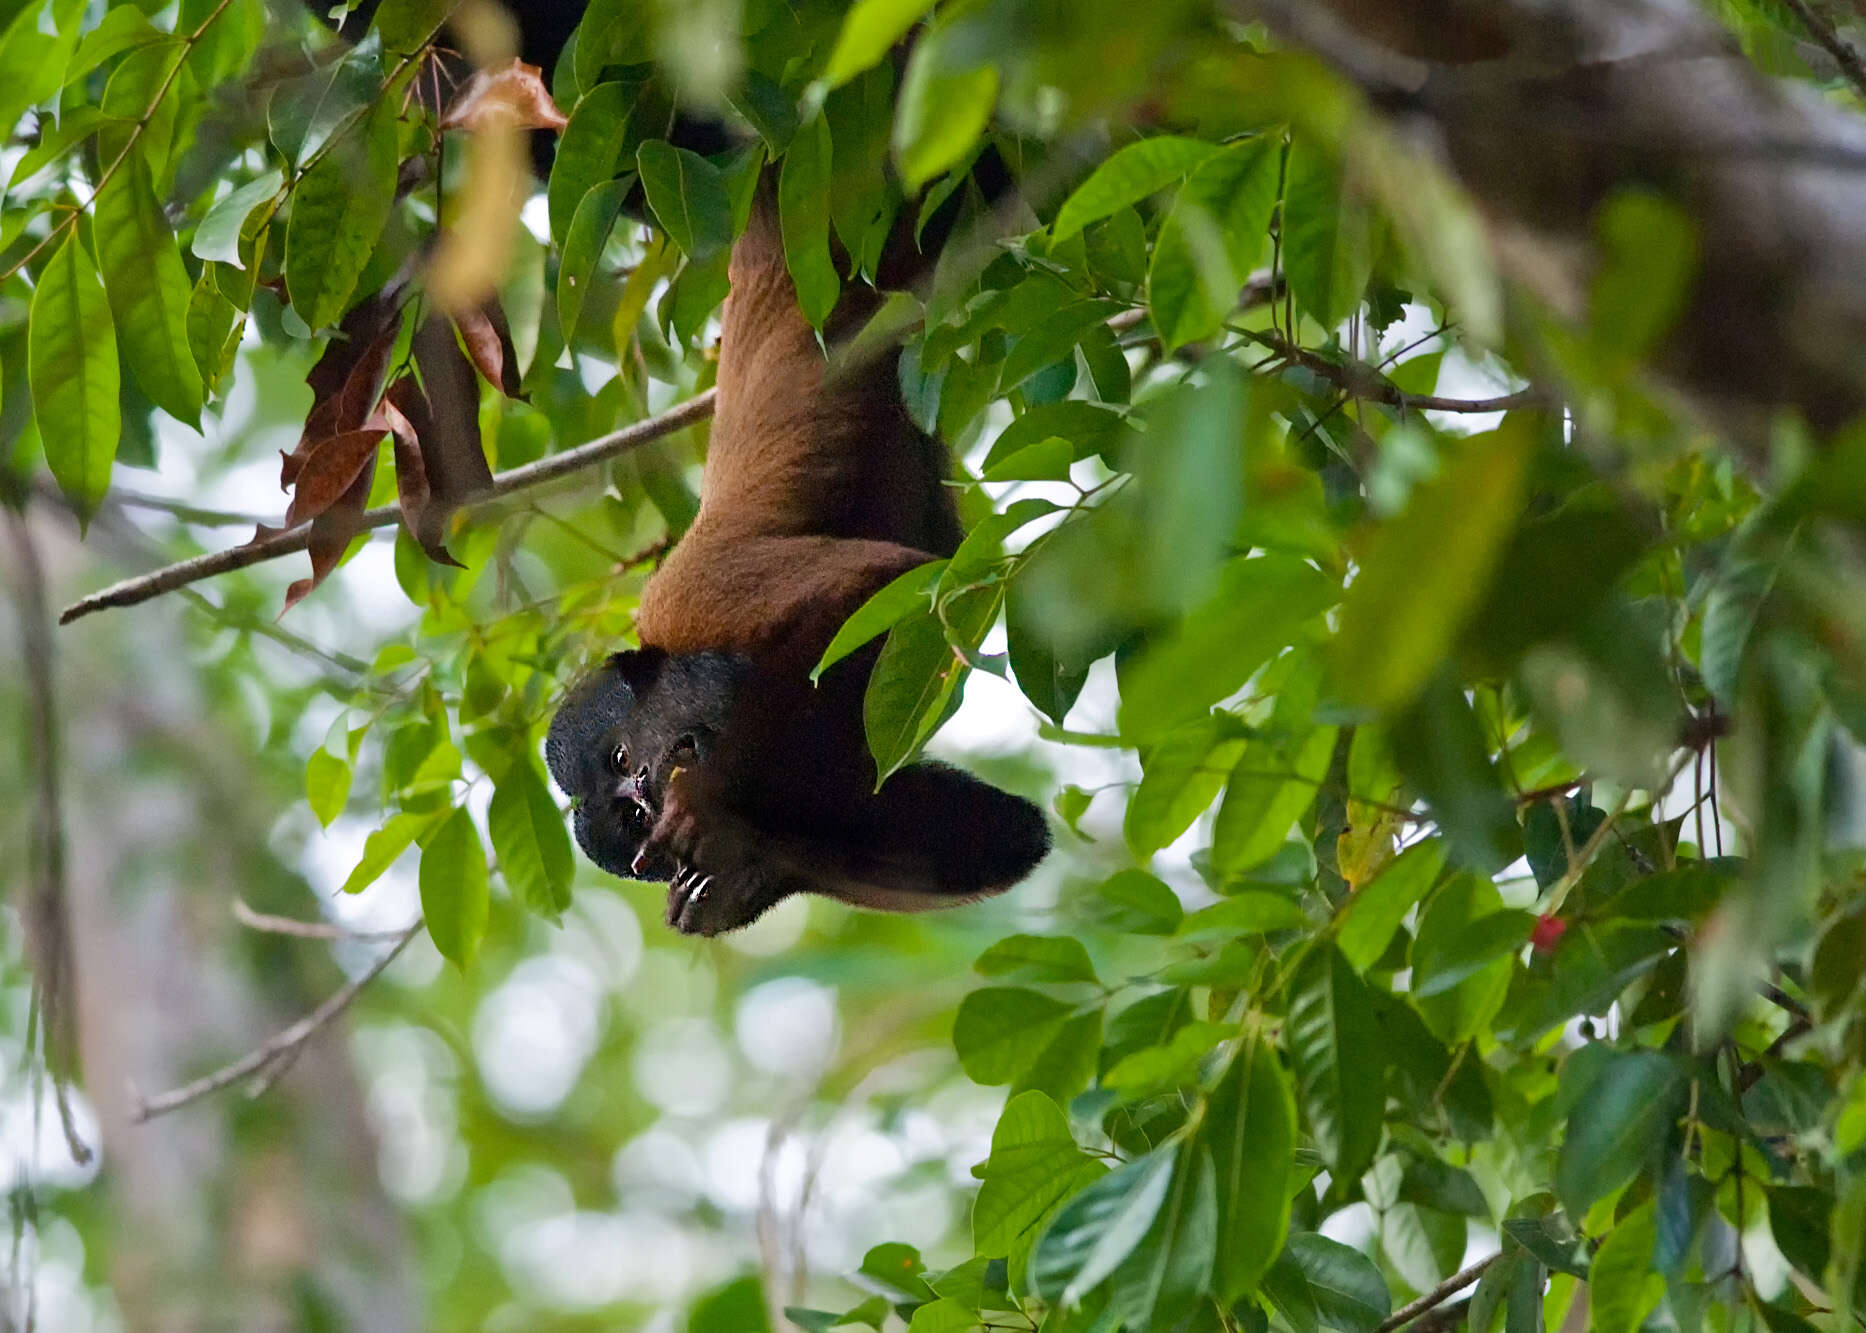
[
  {"xmin": 669, "ymin": 733, "xmax": 700, "ymax": 764},
  {"xmin": 608, "ymin": 743, "xmax": 629, "ymax": 775}
]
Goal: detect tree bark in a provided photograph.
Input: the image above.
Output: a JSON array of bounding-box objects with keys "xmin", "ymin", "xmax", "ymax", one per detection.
[{"xmin": 1249, "ymin": 0, "xmax": 1866, "ymax": 450}]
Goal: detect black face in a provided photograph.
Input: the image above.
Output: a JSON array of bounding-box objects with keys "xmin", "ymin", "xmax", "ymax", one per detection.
[{"xmin": 545, "ymin": 647, "xmax": 747, "ymax": 883}]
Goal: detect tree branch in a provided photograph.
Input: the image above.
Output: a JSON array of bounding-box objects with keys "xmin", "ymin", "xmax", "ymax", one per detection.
[
  {"xmin": 129, "ymin": 920, "xmax": 422, "ymax": 1123},
  {"xmin": 232, "ymin": 899, "xmax": 419, "ymax": 941},
  {"xmin": 1377, "ymin": 1254, "xmax": 1498, "ymax": 1332},
  {"xmin": 59, "ymin": 387, "xmax": 717, "ymax": 625},
  {"xmin": 1777, "ymin": 0, "xmax": 1866, "ymax": 102},
  {"xmin": 1243, "ymin": 0, "xmax": 1866, "ymax": 455}
]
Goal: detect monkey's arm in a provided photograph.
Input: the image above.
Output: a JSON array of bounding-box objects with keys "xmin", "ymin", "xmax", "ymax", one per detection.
[{"xmin": 647, "ymin": 760, "xmax": 1051, "ymax": 936}]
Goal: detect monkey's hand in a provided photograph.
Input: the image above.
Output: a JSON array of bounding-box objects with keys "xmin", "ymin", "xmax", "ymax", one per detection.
[{"xmin": 640, "ymin": 766, "xmax": 791, "ymax": 935}]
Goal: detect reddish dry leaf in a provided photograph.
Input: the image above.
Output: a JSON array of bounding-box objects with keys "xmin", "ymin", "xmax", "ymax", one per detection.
[
  {"xmin": 438, "ymin": 59, "xmax": 567, "ymax": 133},
  {"xmin": 282, "ymin": 453, "xmax": 376, "ymax": 614},
  {"xmin": 385, "ymin": 374, "xmax": 467, "ymax": 566},
  {"xmin": 453, "ymin": 300, "xmax": 524, "ymax": 397},
  {"xmin": 284, "ymin": 428, "xmax": 389, "ymax": 528},
  {"xmin": 281, "ymin": 299, "xmax": 400, "ymax": 487}
]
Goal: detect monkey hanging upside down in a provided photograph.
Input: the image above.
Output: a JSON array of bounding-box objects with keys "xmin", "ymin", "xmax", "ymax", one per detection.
[{"xmin": 546, "ymin": 181, "xmax": 1051, "ymax": 936}]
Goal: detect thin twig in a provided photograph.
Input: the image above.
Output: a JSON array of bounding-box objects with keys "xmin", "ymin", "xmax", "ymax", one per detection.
[
  {"xmin": 176, "ymin": 587, "xmax": 372, "ymax": 678},
  {"xmin": 1777, "ymin": 0, "xmax": 1866, "ymax": 101},
  {"xmin": 0, "ymin": 508, "xmax": 91, "ymax": 1165},
  {"xmin": 232, "ymin": 899, "xmax": 419, "ymax": 941},
  {"xmin": 108, "ymin": 489, "xmax": 273, "ymax": 528},
  {"xmin": 1377, "ymin": 1254, "xmax": 1499, "ymax": 1332},
  {"xmin": 60, "ymin": 388, "xmax": 718, "ymax": 624},
  {"xmin": 1245, "ymin": 329, "xmax": 1549, "ymax": 414},
  {"xmin": 129, "ymin": 920, "xmax": 422, "ymax": 1123},
  {"xmin": 1, "ymin": 0, "xmax": 237, "ymax": 284}
]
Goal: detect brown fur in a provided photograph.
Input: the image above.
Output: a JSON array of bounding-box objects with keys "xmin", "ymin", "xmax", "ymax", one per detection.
[
  {"xmin": 553, "ymin": 175, "xmax": 1048, "ymax": 935},
  {"xmin": 637, "ymin": 188, "xmax": 961, "ymax": 667}
]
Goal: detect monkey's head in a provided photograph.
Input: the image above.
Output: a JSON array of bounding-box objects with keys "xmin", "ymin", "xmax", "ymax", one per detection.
[{"xmin": 545, "ymin": 647, "xmax": 747, "ymax": 883}]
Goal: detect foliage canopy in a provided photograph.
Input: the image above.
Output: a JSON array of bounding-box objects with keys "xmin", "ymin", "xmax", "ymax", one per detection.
[{"xmin": 5, "ymin": 0, "xmax": 1866, "ymax": 1329}]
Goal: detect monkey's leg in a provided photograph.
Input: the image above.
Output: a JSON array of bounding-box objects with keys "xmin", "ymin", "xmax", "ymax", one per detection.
[{"xmin": 812, "ymin": 762, "xmax": 1053, "ymax": 913}]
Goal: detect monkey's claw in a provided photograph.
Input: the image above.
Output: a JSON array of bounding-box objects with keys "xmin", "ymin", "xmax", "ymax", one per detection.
[{"xmin": 666, "ymin": 865, "xmax": 718, "ymax": 934}]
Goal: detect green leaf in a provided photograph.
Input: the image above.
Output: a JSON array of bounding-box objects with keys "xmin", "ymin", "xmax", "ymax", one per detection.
[
  {"xmin": 186, "ymin": 271, "xmax": 243, "ymax": 398},
  {"xmin": 892, "ymin": 27, "xmax": 997, "ymax": 191},
  {"xmin": 637, "ymin": 140, "xmax": 733, "ymax": 261},
  {"xmin": 1555, "ymin": 1049, "xmax": 1688, "ymax": 1216},
  {"xmin": 96, "ymin": 150, "xmax": 205, "ymax": 429},
  {"xmin": 1149, "ymin": 138, "xmax": 1279, "ymax": 351},
  {"xmin": 1268, "ymin": 1233, "xmax": 1391, "ymax": 1333},
  {"xmin": 1282, "ymin": 139, "xmax": 1373, "ymax": 329},
  {"xmin": 1030, "ymin": 1149, "xmax": 1175, "ymax": 1308},
  {"xmin": 1119, "ymin": 555, "xmax": 1337, "ymax": 743},
  {"xmin": 65, "ymin": 7, "xmax": 165, "ymax": 90},
  {"xmin": 1588, "ymin": 1200, "xmax": 1663, "ymax": 1333},
  {"xmin": 1411, "ymin": 886, "xmax": 1519, "ymax": 1002},
  {"xmin": 864, "ymin": 592, "xmax": 994, "ymax": 782},
  {"xmin": 31, "ymin": 232, "xmax": 121, "ymax": 521},
  {"xmin": 981, "ymin": 437, "xmax": 1075, "ymax": 483},
  {"xmin": 1125, "ymin": 715, "xmax": 1249, "ymax": 858},
  {"xmin": 1390, "ymin": 674, "xmax": 1520, "ymax": 873},
  {"xmin": 1409, "ymin": 880, "xmax": 1522, "ymax": 1043},
  {"xmin": 1108, "ymin": 1140, "xmax": 1217, "ymax": 1328},
  {"xmin": 1767, "ymin": 1185, "xmax": 1831, "ymax": 1283},
  {"xmin": 953, "ymin": 987, "xmax": 1097, "ymax": 1098},
  {"xmin": 192, "ymin": 169, "xmax": 283, "ymax": 269},
  {"xmin": 1211, "ymin": 727, "xmax": 1339, "ymax": 876},
  {"xmin": 305, "ymin": 750, "xmax": 352, "ymax": 828},
  {"xmin": 1500, "ymin": 1211, "xmax": 1589, "ymax": 1278},
  {"xmin": 557, "ymin": 176, "xmax": 632, "ymax": 344},
  {"xmin": 814, "ymin": 560, "xmax": 945, "ymax": 682},
  {"xmin": 1285, "ymin": 944, "xmax": 1385, "ymax": 1184},
  {"xmin": 1093, "ymin": 869, "xmax": 1185, "ymax": 935},
  {"xmin": 548, "ymin": 81, "xmax": 632, "ymax": 243},
  {"xmin": 0, "ymin": 0, "xmax": 86, "ymax": 154},
  {"xmin": 1336, "ymin": 840, "xmax": 1445, "ymax": 972},
  {"xmin": 341, "ymin": 810, "xmax": 442, "ymax": 894},
  {"xmin": 1103, "ymin": 1021, "xmax": 1233, "ymax": 1098},
  {"xmin": 975, "ymin": 935, "xmax": 1099, "ymax": 986},
  {"xmin": 858, "ymin": 1243, "xmax": 933, "ymax": 1305},
  {"xmin": 1207, "ymin": 1029, "xmax": 1297, "ymax": 1302},
  {"xmin": 373, "ymin": 0, "xmax": 457, "ymax": 53},
  {"xmin": 973, "ymin": 1091, "xmax": 1106, "ymax": 1260},
  {"xmin": 821, "ymin": 0, "xmax": 936, "ymax": 89},
  {"xmin": 488, "ymin": 763, "xmax": 574, "ymax": 920},
  {"xmin": 728, "ymin": 69, "xmax": 797, "ymax": 152},
  {"xmin": 905, "ymin": 1299, "xmax": 975, "ymax": 1333},
  {"xmin": 1052, "ymin": 136, "xmax": 1221, "ymax": 242},
  {"xmin": 420, "ymin": 807, "xmax": 490, "ymax": 968},
  {"xmin": 1332, "ymin": 421, "xmax": 1536, "ymax": 711},
  {"xmin": 1177, "ymin": 892, "xmax": 1308, "ymax": 938},
  {"xmin": 1397, "ymin": 1156, "xmax": 1490, "ymax": 1218},
  {"xmin": 981, "ymin": 401, "xmax": 1126, "ymax": 472},
  {"xmin": 285, "ymin": 96, "xmax": 399, "ymax": 330},
  {"xmin": 780, "ymin": 114, "xmax": 842, "ymax": 331}
]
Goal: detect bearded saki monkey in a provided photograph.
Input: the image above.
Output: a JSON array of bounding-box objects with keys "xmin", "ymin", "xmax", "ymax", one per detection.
[{"xmin": 545, "ymin": 178, "xmax": 1052, "ymax": 935}]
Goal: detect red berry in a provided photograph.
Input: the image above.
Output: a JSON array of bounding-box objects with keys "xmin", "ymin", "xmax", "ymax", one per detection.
[{"xmin": 1531, "ymin": 915, "xmax": 1568, "ymax": 954}]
